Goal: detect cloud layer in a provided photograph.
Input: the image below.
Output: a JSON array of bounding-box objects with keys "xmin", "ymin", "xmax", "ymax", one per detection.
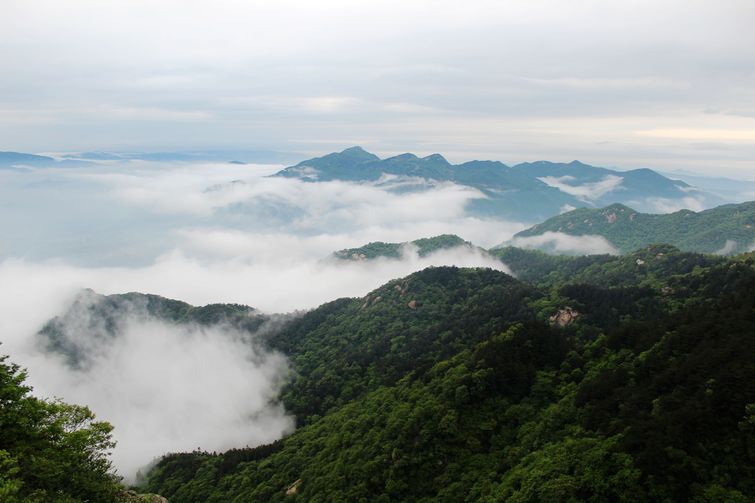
[
  {"xmin": 0, "ymin": 159, "xmax": 516, "ymax": 479},
  {"xmin": 2, "ymin": 1, "xmax": 755, "ymax": 175},
  {"xmin": 509, "ymin": 231, "xmax": 619, "ymax": 256}
]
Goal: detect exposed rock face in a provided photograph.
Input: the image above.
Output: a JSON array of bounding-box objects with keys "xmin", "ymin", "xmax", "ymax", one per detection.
[
  {"xmin": 286, "ymin": 479, "xmax": 302, "ymax": 496},
  {"xmin": 606, "ymin": 212, "xmax": 617, "ymax": 223},
  {"xmin": 408, "ymin": 300, "xmax": 417, "ymax": 309},
  {"xmin": 550, "ymin": 307, "xmax": 580, "ymax": 327},
  {"xmin": 118, "ymin": 490, "xmax": 169, "ymax": 502}
]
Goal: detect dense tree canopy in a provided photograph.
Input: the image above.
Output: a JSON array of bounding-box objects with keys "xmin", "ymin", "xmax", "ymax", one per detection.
[
  {"xmin": 0, "ymin": 350, "xmax": 122, "ymax": 502},
  {"xmin": 140, "ymin": 249, "xmax": 755, "ymax": 501}
]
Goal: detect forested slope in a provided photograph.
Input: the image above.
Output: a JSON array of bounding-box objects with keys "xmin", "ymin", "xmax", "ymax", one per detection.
[
  {"xmin": 141, "ymin": 249, "xmax": 755, "ymax": 502},
  {"xmin": 513, "ymin": 201, "xmax": 755, "ymax": 254}
]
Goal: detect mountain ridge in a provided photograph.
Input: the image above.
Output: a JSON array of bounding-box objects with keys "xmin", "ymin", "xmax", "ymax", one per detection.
[
  {"xmin": 274, "ymin": 146, "xmax": 714, "ymax": 221},
  {"xmin": 512, "ymin": 200, "xmax": 755, "ymax": 254}
]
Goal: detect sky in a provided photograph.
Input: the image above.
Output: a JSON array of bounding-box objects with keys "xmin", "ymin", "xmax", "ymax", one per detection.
[
  {"xmin": 1, "ymin": 0, "xmax": 754, "ymax": 480},
  {"xmin": 2, "ymin": 0, "xmax": 755, "ymax": 176}
]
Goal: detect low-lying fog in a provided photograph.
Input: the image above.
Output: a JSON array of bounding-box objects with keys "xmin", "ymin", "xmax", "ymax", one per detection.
[{"xmin": 0, "ymin": 159, "xmax": 526, "ymax": 480}]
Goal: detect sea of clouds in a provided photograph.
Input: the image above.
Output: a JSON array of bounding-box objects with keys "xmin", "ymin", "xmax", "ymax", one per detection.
[{"xmin": 0, "ymin": 159, "xmax": 523, "ymax": 480}]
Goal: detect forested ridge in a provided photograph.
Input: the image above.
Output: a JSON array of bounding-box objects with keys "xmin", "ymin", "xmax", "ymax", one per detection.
[
  {"xmin": 513, "ymin": 201, "xmax": 755, "ymax": 254},
  {"xmin": 139, "ymin": 246, "xmax": 755, "ymax": 502}
]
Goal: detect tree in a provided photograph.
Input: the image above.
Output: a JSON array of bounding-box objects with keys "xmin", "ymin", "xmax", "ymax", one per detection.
[{"xmin": 0, "ymin": 350, "xmax": 121, "ymax": 502}]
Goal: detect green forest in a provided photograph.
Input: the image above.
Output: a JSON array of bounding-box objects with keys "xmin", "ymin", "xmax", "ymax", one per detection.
[
  {"xmin": 513, "ymin": 201, "xmax": 755, "ymax": 254},
  {"xmin": 332, "ymin": 234, "xmax": 473, "ymax": 261},
  {"xmin": 127, "ymin": 245, "xmax": 755, "ymax": 501},
  {"xmin": 0, "ymin": 350, "xmax": 169, "ymax": 502}
]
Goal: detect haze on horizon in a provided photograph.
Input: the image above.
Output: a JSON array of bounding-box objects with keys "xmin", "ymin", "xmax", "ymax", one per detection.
[{"xmin": 2, "ymin": 0, "xmax": 754, "ymax": 177}]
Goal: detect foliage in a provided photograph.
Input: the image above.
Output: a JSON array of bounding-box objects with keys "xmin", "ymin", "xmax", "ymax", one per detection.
[
  {"xmin": 140, "ymin": 248, "xmax": 755, "ymax": 501},
  {"xmin": 37, "ymin": 289, "xmax": 275, "ymax": 368},
  {"xmin": 514, "ymin": 201, "xmax": 755, "ymax": 254},
  {"xmin": 0, "ymin": 350, "xmax": 122, "ymax": 502},
  {"xmin": 333, "ymin": 234, "xmax": 472, "ymax": 261}
]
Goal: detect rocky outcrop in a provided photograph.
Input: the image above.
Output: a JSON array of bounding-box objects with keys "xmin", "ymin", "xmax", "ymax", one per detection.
[
  {"xmin": 118, "ymin": 490, "xmax": 169, "ymax": 503},
  {"xmin": 286, "ymin": 479, "xmax": 302, "ymax": 496},
  {"xmin": 550, "ymin": 307, "xmax": 580, "ymax": 327}
]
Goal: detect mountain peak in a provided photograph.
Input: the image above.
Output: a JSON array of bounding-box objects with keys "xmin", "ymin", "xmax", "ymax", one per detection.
[
  {"xmin": 422, "ymin": 153, "xmax": 449, "ymax": 164},
  {"xmin": 385, "ymin": 153, "xmax": 419, "ymax": 162},
  {"xmin": 337, "ymin": 146, "xmax": 380, "ymax": 160}
]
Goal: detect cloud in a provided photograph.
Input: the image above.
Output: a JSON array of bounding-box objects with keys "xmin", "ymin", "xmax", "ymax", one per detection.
[
  {"xmin": 1, "ymin": 1, "xmax": 755, "ymax": 177},
  {"xmin": 36, "ymin": 313, "xmax": 291, "ymax": 482},
  {"xmin": 559, "ymin": 204, "xmax": 577, "ymax": 214},
  {"xmin": 0, "ymin": 243, "xmax": 507, "ymax": 479},
  {"xmin": 714, "ymin": 239, "xmax": 738, "ymax": 255},
  {"xmin": 636, "ymin": 128, "xmax": 755, "ymax": 142},
  {"xmin": 509, "ymin": 231, "xmax": 619, "ymax": 255},
  {"xmin": 642, "ymin": 196, "xmax": 706, "ymax": 213},
  {"xmin": 0, "ymin": 245, "xmax": 509, "ymax": 478},
  {"xmin": 0, "ymin": 158, "xmax": 523, "ymax": 481},
  {"xmin": 538, "ymin": 175, "xmax": 624, "ymax": 201}
]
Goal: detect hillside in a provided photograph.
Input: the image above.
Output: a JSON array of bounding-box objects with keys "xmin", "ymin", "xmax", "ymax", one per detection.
[
  {"xmin": 0, "ymin": 349, "xmax": 167, "ymax": 502},
  {"xmin": 331, "ymin": 234, "xmax": 475, "ymax": 261},
  {"xmin": 138, "ymin": 249, "xmax": 755, "ymax": 502},
  {"xmin": 512, "ymin": 201, "xmax": 755, "ymax": 254},
  {"xmin": 37, "ymin": 289, "xmax": 278, "ymax": 369},
  {"xmin": 274, "ymin": 147, "xmax": 709, "ymax": 221}
]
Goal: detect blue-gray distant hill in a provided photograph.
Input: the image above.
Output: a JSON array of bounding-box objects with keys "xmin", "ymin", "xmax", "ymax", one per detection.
[
  {"xmin": 274, "ymin": 147, "xmax": 714, "ymax": 221},
  {"xmin": 0, "ymin": 151, "xmax": 92, "ymax": 168},
  {"xmin": 512, "ymin": 201, "xmax": 755, "ymax": 254}
]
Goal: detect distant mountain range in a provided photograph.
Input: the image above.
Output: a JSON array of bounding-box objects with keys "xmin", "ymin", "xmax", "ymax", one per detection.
[
  {"xmin": 0, "ymin": 151, "xmax": 79, "ymax": 168},
  {"xmin": 275, "ymin": 146, "xmax": 717, "ymax": 221},
  {"xmin": 512, "ymin": 201, "xmax": 755, "ymax": 255},
  {"xmin": 0, "ymin": 149, "xmax": 303, "ymax": 167}
]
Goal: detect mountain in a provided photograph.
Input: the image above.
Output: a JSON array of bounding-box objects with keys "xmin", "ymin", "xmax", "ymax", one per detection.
[
  {"xmin": 510, "ymin": 160, "xmax": 702, "ymax": 206},
  {"xmin": 512, "ymin": 201, "xmax": 755, "ymax": 254},
  {"xmin": 331, "ymin": 234, "xmax": 476, "ymax": 261},
  {"xmin": 37, "ymin": 289, "xmax": 278, "ymax": 369},
  {"xmin": 60, "ymin": 149, "xmax": 305, "ymax": 164},
  {"xmin": 0, "ymin": 151, "xmax": 57, "ymax": 167},
  {"xmin": 138, "ymin": 249, "xmax": 755, "ymax": 501},
  {"xmin": 0, "ymin": 150, "xmax": 96, "ymax": 168},
  {"xmin": 274, "ymin": 147, "xmax": 714, "ymax": 221}
]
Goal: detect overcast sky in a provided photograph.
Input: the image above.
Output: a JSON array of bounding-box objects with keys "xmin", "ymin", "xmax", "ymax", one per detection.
[{"xmin": 2, "ymin": 0, "xmax": 754, "ymax": 175}]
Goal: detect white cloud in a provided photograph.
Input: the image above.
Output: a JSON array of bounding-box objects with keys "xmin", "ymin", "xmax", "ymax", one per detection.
[
  {"xmin": 1, "ymin": 1, "xmax": 755, "ymax": 177},
  {"xmin": 0, "ymin": 242, "xmax": 508, "ymax": 480},
  {"xmin": 643, "ymin": 196, "xmax": 706, "ymax": 213},
  {"xmin": 538, "ymin": 174, "xmax": 624, "ymax": 201},
  {"xmin": 559, "ymin": 204, "xmax": 577, "ymax": 214},
  {"xmin": 714, "ymin": 239, "xmax": 738, "ymax": 255},
  {"xmin": 509, "ymin": 231, "xmax": 619, "ymax": 255},
  {"xmin": 0, "ymin": 158, "xmax": 524, "ymax": 481},
  {"xmin": 636, "ymin": 128, "xmax": 755, "ymax": 142},
  {"xmin": 36, "ymin": 316, "xmax": 291, "ymax": 482}
]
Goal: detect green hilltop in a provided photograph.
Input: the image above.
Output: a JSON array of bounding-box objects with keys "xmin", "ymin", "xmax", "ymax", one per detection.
[
  {"xmin": 513, "ymin": 201, "xmax": 755, "ymax": 254},
  {"xmin": 332, "ymin": 234, "xmax": 475, "ymax": 261}
]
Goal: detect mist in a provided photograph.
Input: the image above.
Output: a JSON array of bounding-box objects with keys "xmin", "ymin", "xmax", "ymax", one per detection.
[
  {"xmin": 0, "ymin": 159, "xmax": 518, "ymax": 480},
  {"xmin": 538, "ymin": 175, "xmax": 624, "ymax": 201},
  {"xmin": 509, "ymin": 231, "xmax": 619, "ymax": 255}
]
